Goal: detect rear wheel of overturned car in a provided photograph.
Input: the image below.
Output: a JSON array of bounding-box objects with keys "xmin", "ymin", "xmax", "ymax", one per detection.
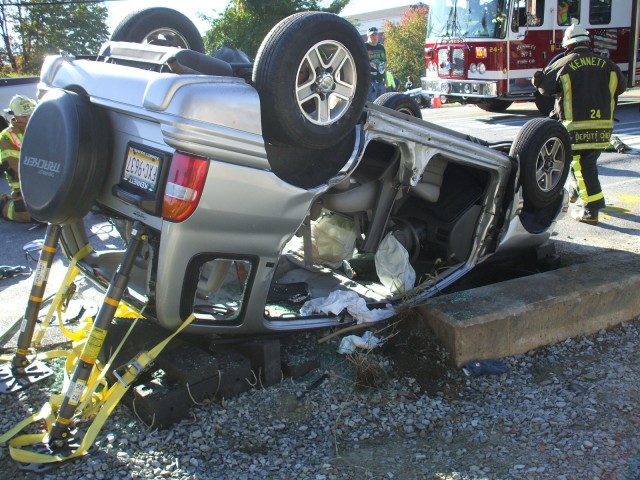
[
  {"xmin": 510, "ymin": 117, "xmax": 571, "ymax": 210},
  {"xmin": 110, "ymin": 7, "xmax": 205, "ymax": 53},
  {"xmin": 374, "ymin": 93, "xmax": 422, "ymax": 118},
  {"xmin": 252, "ymin": 12, "xmax": 370, "ymax": 150},
  {"xmin": 19, "ymin": 88, "xmax": 110, "ymax": 224},
  {"xmin": 476, "ymin": 99, "xmax": 513, "ymax": 112}
]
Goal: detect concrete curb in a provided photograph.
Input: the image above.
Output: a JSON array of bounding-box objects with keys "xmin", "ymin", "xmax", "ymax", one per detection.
[{"xmin": 416, "ymin": 250, "xmax": 640, "ymax": 366}]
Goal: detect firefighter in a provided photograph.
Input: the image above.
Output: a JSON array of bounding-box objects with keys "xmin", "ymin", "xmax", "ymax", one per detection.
[
  {"xmin": 491, "ymin": 0, "xmax": 506, "ymax": 37},
  {"xmin": 0, "ymin": 95, "xmax": 36, "ymax": 222},
  {"xmin": 531, "ymin": 20, "xmax": 627, "ymax": 224},
  {"xmin": 557, "ymin": 0, "xmax": 570, "ymax": 24},
  {"xmin": 557, "ymin": 0, "xmax": 579, "ymax": 26}
]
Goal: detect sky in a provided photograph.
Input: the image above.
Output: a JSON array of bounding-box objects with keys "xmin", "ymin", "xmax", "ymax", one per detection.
[{"xmin": 107, "ymin": 0, "xmax": 414, "ymax": 34}]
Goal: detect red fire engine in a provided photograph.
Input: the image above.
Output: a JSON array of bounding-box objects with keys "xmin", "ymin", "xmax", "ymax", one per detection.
[{"xmin": 419, "ymin": 0, "xmax": 639, "ymax": 113}]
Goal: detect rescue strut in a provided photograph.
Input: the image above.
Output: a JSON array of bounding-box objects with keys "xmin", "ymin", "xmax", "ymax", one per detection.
[
  {"xmin": 0, "ymin": 224, "xmax": 60, "ymax": 393},
  {"xmin": 47, "ymin": 221, "xmax": 147, "ymax": 451}
]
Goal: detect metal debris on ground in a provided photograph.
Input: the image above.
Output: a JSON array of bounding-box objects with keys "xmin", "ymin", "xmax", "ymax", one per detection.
[
  {"xmin": 462, "ymin": 359, "xmax": 509, "ymax": 377},
  {"xmin": 0, "ymin": 264, "xmax": 29, "ymax": 279}
]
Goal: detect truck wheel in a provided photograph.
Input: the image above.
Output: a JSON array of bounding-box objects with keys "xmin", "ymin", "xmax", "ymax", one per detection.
[
  {"xmin": 374, "ymin": 93, "xmax": 422, "ymax": 118},
  {"xmin": 510, "ymin": 118, "xmax": 571, "ymax": 210},
  {"xmin": 110, "ymin": 7, "xmax": 205, "ymax": 53},
  {"xmin": 476, "ymin": 99, "xmax": 513, "ymax": 112},
  {"xmin": 252, "ymin": 12, "xmax": 369, "ymax": 150},
  {"xmin": 19, "ymin": 89, "xmax": 110, "ymax": 224},
  {"xmin": 534, "ymin": 91, "xmax": 555, "ymax": 116}
]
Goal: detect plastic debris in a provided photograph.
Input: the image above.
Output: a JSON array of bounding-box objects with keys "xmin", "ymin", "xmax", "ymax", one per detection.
[
  {"xmin": 374, "ymin": 232, "xmax": 416, "ymax": 294},
  {"xmin": 23, "ymin": 238, "xmax": 44, "ymax": 253},
  {"xmin": 23, "ymin": 238, "xmax": 44, "ymax": 271},
  {"xmin": 300, "ymin": 290, "xmax": 395, "ymax": 324},
  {"xmin": 462, "ymin": 359, "xmax": 508, "ymax": 377},
  {"xmin": 337, "ymin": 331, "xmax": 381, "ymax": 354}
]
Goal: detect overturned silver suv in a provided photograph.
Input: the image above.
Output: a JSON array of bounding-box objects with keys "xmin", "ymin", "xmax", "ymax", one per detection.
[{"xmin": 20, "ymin": 10, "xmax": 569, "ymax": 337}]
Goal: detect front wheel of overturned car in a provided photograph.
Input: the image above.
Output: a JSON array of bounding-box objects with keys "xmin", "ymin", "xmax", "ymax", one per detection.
[
  {"xmin": 374, "ymin": 93, "xmax": 422, "ymax": 118},
  {"xmin": 110, "ymin": 7, "xmax": 205, "ymax": 53},
  {"xmin": 510, "ymin": 117, "xmax": 571, "ymax": 210},
  {"xmin": 252, "ymin": 12, "xmax": 370, "ymax": 150}
]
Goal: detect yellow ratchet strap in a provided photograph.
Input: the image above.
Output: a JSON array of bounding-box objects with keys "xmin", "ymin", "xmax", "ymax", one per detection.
[
  {"xmin": 33, "ymin": 243, "xmax": 95, "ymax": 346},
  {"xmin": 3, "ymin": 313, "xmax": 196, "ymax": 466}
]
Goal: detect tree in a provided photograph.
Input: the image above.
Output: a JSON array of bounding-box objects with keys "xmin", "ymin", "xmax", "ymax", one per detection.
[
  {"xmin": 0, "ymin": 0, "xmax": 109, "ymax": 75},
  {"xmin": 202, "ymin": 0, "xmax": 350, "ymax": 60},
  {"xmin": 383, "ymin": 4, "xmax": 429, "ymax": 91}
]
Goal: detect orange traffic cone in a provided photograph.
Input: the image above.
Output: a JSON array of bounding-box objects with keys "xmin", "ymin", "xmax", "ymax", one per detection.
[{"xmin": 431, "ymin": 96, "xmax": 442, "ymax": 108}]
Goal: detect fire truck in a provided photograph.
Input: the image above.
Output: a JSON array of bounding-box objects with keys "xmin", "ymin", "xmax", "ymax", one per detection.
[{"xmin": 419, "ymin": 0, "xmax": 639, "ymax": 113}]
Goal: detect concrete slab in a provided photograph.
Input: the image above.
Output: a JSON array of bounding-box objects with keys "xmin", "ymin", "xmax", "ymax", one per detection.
[{"xmin": 416, "ymin": 250, "xmax": 640, "ymax": 367}]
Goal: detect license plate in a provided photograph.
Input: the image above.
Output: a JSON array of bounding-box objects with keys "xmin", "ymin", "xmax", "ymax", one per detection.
[{"xmin": 122, "ymin": 145, "xmax": 161, "ymax": 192}]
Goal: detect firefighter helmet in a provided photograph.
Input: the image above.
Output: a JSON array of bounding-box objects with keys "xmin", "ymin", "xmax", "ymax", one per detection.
[
  {"xmin": 562, "ymin": 19, "xmax": 590, "ymax": 48},
  {"xmin": 8, "ymin": 95, "xmax": 37, "ymax": 117}
]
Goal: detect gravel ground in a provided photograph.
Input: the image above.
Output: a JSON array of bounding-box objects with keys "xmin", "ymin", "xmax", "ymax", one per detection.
[{"xmin": 1, "ymin": 314, "xmax": 639, "ymax": 480}]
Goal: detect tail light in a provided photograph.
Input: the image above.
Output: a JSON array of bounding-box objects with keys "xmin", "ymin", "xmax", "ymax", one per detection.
[{"xmin": 162, "ymin": 152, "xmax": 209, "ymax": 222}]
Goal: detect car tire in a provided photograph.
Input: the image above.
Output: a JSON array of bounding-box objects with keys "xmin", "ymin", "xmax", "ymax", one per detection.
[
  {"xmin": 476, "ymin": 99, "xmax": 513, "ymax": 112},
  {"xmin": 374, "ymin": 93, "xmax": 422, "ymax": 118},
  {"xmin": 534, "ymin": 91, "xmax": 555, "ymax": 116},
  {"xmin": 510, "ymin": 117, "xmax": 571, "ymax": 210},
  {"xmin": 19, "ymin": 89, "xmax": 110, "ymax": 224},
  {"xmin": 110, "ymin": 7, "xmax": 205, "ymax": 53},
  {"xmin": 252, "ymin": 12, "xmax": 369, "ymax": 150}
]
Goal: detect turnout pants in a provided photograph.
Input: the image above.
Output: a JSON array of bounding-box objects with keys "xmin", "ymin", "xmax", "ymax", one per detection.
[
  {"xmin": 1, "ymin": 191, "xmax": 32, "ymax": 222},
  {"xmin": 570, "ymin": 149, "xmax": 605, "ymax": 211}
]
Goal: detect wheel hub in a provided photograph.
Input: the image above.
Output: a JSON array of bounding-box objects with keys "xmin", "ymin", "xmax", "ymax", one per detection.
[{"xmin": 317, "ymin": 72, "xmax": 336, "ymax": 94}]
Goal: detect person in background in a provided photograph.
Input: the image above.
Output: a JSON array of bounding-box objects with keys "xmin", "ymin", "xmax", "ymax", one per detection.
[
  {"xmin": 0, "ymin": 95, "xmax": 36, "ymax": 222},
  {"xmin": 557, "ymin": 0, "xmax": 580, "ymax": 25},
  {"xmin": 365, "ymin": 26, "xmax": 386, "ymax": 102},
  {"xmin": 532, "ymin": 20, "xmax": 626, "ymax": 225},
  {"xmin": 385, "ymin": 70, "xmax": 396, "ymax": 92},
  {"xmin": 405, "ymin": 75, "xmax": 415, "ymax": 91}
]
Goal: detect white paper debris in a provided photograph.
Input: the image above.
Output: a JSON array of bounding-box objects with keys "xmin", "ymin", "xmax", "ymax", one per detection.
[
  {"xmin": 300, "ymin": 290, "xmax": 395, "ymax": 323},
  {"xmin": 337, "ymin": 331, "xmax": 381, "ymax": 354}
]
